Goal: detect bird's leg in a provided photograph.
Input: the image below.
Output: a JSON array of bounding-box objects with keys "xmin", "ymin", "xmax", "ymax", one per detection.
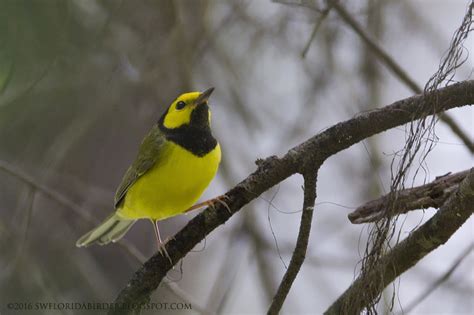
[
  {"xmin": 185, "ymin": 195, "xmax": 231, "ymax": 214},
  {"xmin": 151, "ymin": 219, "xmax": 172, "ymax": 264}
]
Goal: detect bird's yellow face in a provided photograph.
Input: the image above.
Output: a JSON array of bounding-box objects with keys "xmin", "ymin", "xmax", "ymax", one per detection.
[{"xmin": 162, "ymin": 89, "xmax": 213, "ymax": 129}]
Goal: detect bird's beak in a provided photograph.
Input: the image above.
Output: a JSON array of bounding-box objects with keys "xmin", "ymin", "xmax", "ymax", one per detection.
[{"xmin": 194, "ymin": 87, "xmax": 214, "ymax": 106}]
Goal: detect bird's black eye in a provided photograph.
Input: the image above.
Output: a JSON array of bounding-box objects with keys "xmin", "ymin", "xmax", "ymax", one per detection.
[{"xmin": 176, "ymin": 101, "xmax": 186, "ymax": 110}]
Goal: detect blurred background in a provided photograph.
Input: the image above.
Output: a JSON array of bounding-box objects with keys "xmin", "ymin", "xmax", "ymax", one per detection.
[{"xmin": 0, "ymin": 0, "xmax": 472, "ymax": 314}]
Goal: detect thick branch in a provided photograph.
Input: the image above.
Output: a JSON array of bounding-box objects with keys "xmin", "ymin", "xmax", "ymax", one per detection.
[
  {"xmin": 110, "ymin": 81, "xmax": 474, "ymax": 314},
  {"xmin": 268, "ymin": 172, "xmax": 318, "ymax": 315},
  {"xmin": 325, "ymin": 169, "xmax": 474, "ymax": 315},
  {"xmin": 348, "ymin": 169, "xmax": 470, "ymax": 223}
]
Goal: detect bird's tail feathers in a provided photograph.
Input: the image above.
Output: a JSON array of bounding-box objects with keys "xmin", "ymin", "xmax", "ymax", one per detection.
[{"xmin": 76, "ymin": 213, "xmax": 136, "ymax": 247}]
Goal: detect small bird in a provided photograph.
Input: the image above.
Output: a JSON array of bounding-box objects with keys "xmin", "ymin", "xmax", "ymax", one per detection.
[{"xmin": 76, "ymin": 88, "xmax": 221, "ymax": 252}]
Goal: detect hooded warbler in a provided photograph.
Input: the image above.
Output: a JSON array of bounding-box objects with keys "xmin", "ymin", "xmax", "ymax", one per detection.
[{"xmin": 76, "ymin": 88, "xmax": 221, "ymax": 248}]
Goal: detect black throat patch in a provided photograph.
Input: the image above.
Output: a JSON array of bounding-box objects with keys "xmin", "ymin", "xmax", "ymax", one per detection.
[{"xmin": 158, "ymin": 104, "xmax": 218, "ymax": 157}]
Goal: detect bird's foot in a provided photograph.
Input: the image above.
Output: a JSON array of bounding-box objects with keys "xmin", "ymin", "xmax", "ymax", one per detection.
[
  {"xmin": 157, "ymin": 240, "xmax": 172, "ymax": 265},
  {"xmin": 185, "ymin": 195, "xmax": 231, "ymax": 214},
  {"xmin": 151, "ymin": 219, "xmax": 173, "ymax": 264}
]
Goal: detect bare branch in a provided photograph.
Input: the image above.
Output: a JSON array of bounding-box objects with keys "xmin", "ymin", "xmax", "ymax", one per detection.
[
  {"xmin": 110, "ymin": 81, "xmax": 474, "ymax": 314},
  {"xmin": 243, "ymin": 210, "xmax": 278, "ymax": 304},
  {"xmin": 349, "ymin": 169, "xmax": 470, "ymax": 224},
  {"xmin": 0, "ymin": 160, "xmax": 97, "ymax": 225},
  {"xmin": 329, "ymin": 0, "xmax": 474, "ymax": 153},
  {"xmin": 268, "ymin": 172, "xmax": 318, "ymax": 315},
  {"xmin": 437, "ymin": 112, "xmax": 474, "ymax": 152},
  {"xmin": 328, "ymin": 0, "xmax": 419, "ymax": 92},
  {"xmin": 324, "ymin": 169, "xmax": 474, "ymax": 315},
  {"xmin": 301, "ymin": 5, "xmax": 332, "ymax": 58},
  {"xmin": 401, "ymin": 242, "xmax": 474, "ymax": 314}
]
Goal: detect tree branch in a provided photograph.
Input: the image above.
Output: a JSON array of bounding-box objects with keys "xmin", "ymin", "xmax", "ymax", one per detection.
[
  {"xmin": 329, "ymin": 0, "xmax": 474, "ymax": 153},
  {"xmin": 401, "ymin": 242, "xmax": 474, "ymax": 314},
  {"xmin": 324, "ymin": 169, "xmax": 474, "ymax": 315},
  {"xmin": 268, "ymin": 171, "xmax": 318, "ymax": 314},
  {"xmin": 348, "ymin": 169, "xmax": 470, "ymax": 223},
  {"xmin": 110, "ymin": 81, "xmax": 474, "ymax": 314},
  {"xmin": 0, "ymin": 160, "xmax": 97, "ymax": 225},
  {"xmin": 301, "ymin": 5, "xmax": 332, "ymax": 58},
  {"xmin": 242, "ymin": 210, "xmax": 278, "ymax": 304}
]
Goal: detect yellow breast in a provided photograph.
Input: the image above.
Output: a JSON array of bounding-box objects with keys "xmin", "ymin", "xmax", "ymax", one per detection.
[{"xmin": 118, "ymin": 141, "xmax": 221, "ymax": 220}]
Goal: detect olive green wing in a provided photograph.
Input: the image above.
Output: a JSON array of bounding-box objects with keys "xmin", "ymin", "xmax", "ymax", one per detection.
[{"xmin": 114, "ymin": 124, "xmax": 166, "ymax": 208}]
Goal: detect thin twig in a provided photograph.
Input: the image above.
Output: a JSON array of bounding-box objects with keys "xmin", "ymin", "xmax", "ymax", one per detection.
[
  {"xmin": 243, "ymin": 210, "xmax": 278, "ymax": 304},
  {"xmin": 206, "ymin": 220, "xmax": 246, "ymax": 314},
  {"xmin": 301, "ymin": 6, "xmax": 332, "ymax": 58},
  {"xmin": 268, "ymin": 172, "xmax": 318, "ymax": 314},
  {"xmin": 324, "ymin": 169, "xmax": 474, "ymax": 315},
  {"xmin": 0, "ymin": 59, "xmax": 54, "ymax": 109},
  {"xmin": 328, "ymin": 0, "xmax": 474, "ymax": 153},
  {"xmin": 0, "ymin": 160, "xmax": 97, "ymax": 224},
  {"xmin": 400, "ymin": 242, "xmax": 474, "ymax": 314},
  {"xmin": 348, "ymin": 169, "xmax": 470, "ymax": 223},
  {"xmin": 0, "ymin": 186, "xmax": 36, "ymax": 281},
  {"xmin": 329, "ymin": 0, "xmax": 419, "ymax": 91}
]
